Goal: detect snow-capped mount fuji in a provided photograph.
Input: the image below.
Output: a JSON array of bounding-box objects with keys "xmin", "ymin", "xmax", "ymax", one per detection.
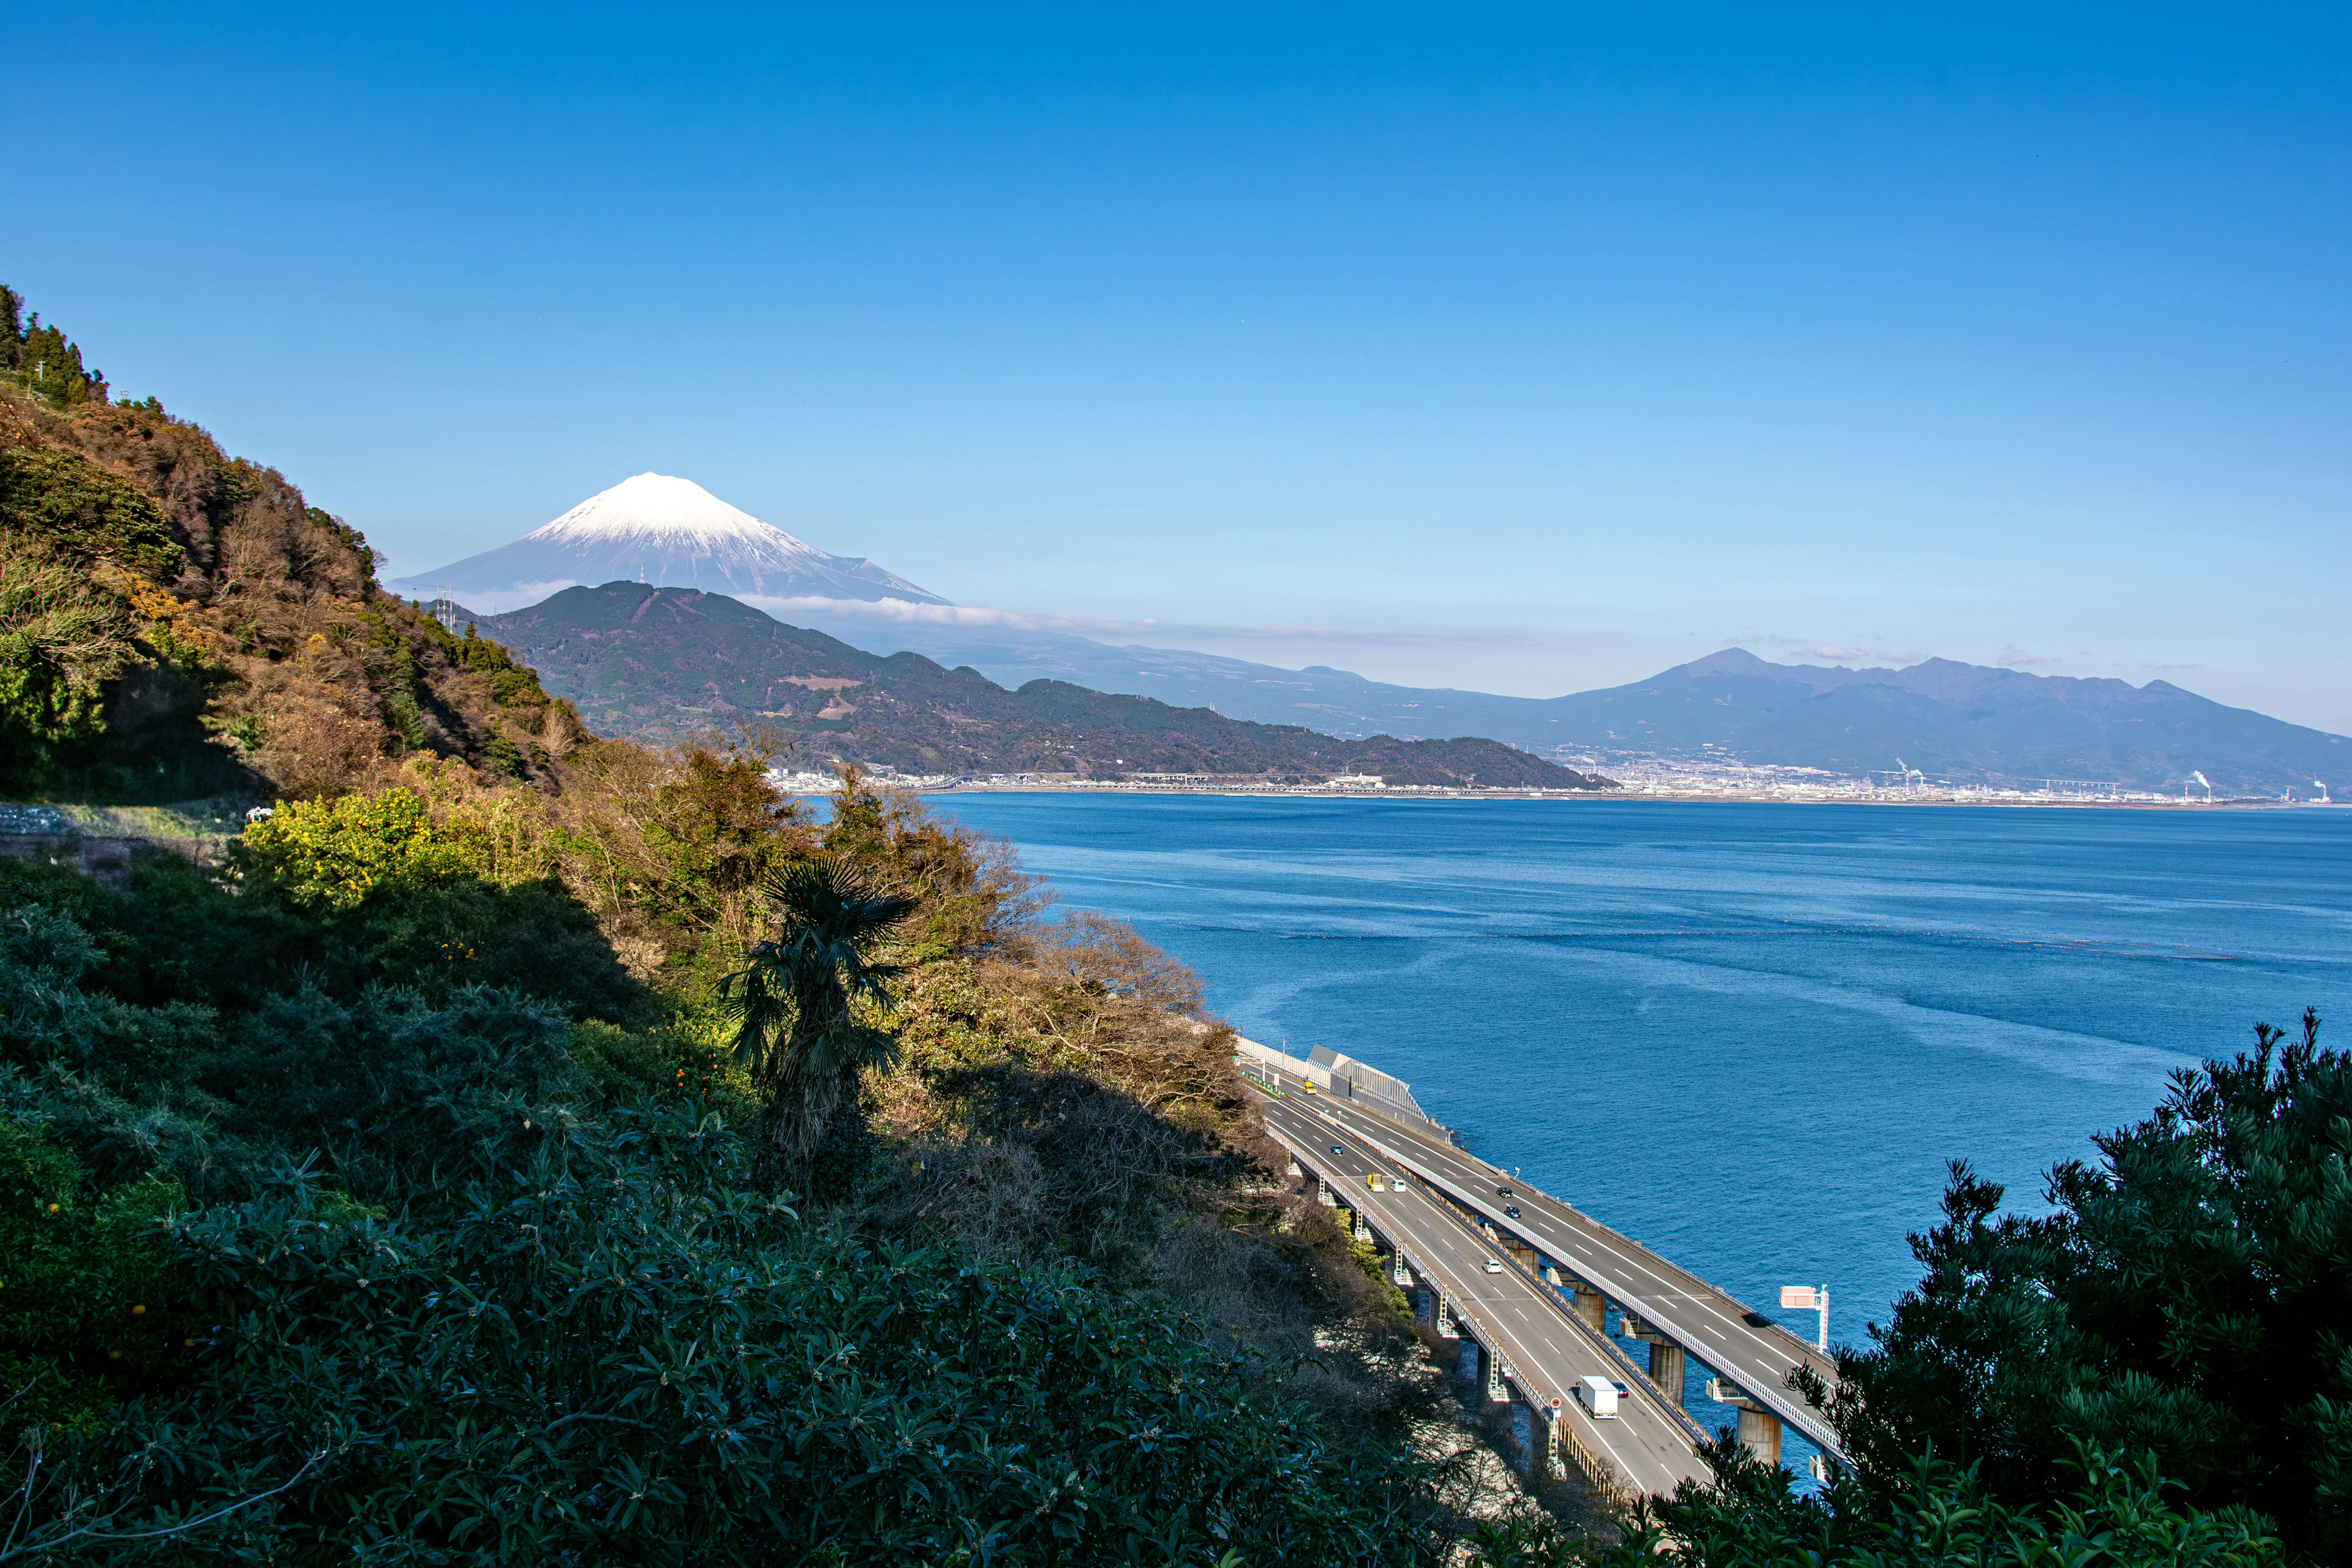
[{"xmin": 388, "ymin": 473, "xmax": 946, "ymax": 614}]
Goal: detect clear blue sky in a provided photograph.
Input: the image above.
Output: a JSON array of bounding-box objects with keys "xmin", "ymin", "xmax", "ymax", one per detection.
[{"xmin": 9, "ymin": 4, "xmax": 2349, "ymax": 730}]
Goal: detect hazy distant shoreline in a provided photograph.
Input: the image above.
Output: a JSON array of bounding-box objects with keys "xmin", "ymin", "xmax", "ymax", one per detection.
[{"xmin": 891, "ymin": 782, "xmax": 2340, "ymax": 810}]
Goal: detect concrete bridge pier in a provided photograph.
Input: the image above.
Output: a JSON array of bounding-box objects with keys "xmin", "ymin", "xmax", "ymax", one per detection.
[
  {"xmin": 1434, "ymin": 1294, "xmax": 1459, "ymax": 1339},
  {"xmin": 1567, "ymin": 1284, "xmax": 1605, "ymax": 1333},
  {"xmin": 1453, "ymin": 1332, "xmax": 1485, "ymax": 1398},
  {"xmin": 1524, "ymin": 1401, "xmax": 1560, "ymax": 1480},
  {"xmin": 1502, "ymin": 1391, "xmax": 1558, "ymax": 1480},
  {"xmin": 1390, "ymin": 1250, "xmax": 1412, "ymax": 1287},
  {"xmin": 1484, "ymin": 1347, "xmax": 1507, "ymax": 1406},
  {"xmin": 1457, "ymin": 1333, "xmax": 1484, "ymax": 1391},
  {"xmin": 1708, "ymin": 1377, "xmax": 1784, "ymax": 1468},
  {"xmin": 1645, "ymin": 1340, "xmax": 1687, "ymax": 1403},
  {"xmin": 1502, "ymin": 1399, "xmax": 1534, "ymax": 1478},
  {"xmin": 1619, "ymin": 1312, "xmax": 1687, "ymax": 1404},
  {"xmin": 1737, "ymin": 1406, "xmax": 1784, "ymax": 1468},
  {"xmin": 1351, "ymin": 1208, "xmax": 1373, "ymax": 1243},
  {"xmin": 1286, "ymin": 1156, "xmax": 1301, "ymax": 1177}
]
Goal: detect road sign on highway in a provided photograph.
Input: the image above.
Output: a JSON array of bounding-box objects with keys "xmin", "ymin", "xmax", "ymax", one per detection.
[{"xmin": 1780, "ymin": 1285, "xmax": 1830, "ymax": 1350}]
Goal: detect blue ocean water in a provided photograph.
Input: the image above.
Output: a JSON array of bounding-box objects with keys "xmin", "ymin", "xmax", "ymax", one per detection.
[{"xmin": 927, "ymin": 795, "xmax": 2352, "ymax": 1348}]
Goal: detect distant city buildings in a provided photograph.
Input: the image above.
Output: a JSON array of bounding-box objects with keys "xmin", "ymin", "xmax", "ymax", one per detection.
[{"xmin": 760, "ymin": 756, "xmax": 2316, "ymax": 804}]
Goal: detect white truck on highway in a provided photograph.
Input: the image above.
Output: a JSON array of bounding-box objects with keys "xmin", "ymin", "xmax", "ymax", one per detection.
[{"xmin": 1576, "ymin": 1376, "xmax": 1622, "ymax": 1419}]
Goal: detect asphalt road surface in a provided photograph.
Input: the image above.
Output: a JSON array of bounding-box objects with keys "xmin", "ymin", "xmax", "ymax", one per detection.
[
  {"xmin": 1256, "ymin": 1090, "xmax": 1709, "ymax": 1498},
  {"xmin": 1259, "ymin": 1068, "xmax": 1844, "ymax": 1460}
]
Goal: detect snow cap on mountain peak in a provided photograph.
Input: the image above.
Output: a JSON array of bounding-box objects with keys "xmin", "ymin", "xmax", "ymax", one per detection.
[
  {"xmin": 388, "ymin": 471, "xmax": 947, "ymax": 611},
  {"xmin": 526, "ymin": 472, "xmax": 821, "ymax": 559}
]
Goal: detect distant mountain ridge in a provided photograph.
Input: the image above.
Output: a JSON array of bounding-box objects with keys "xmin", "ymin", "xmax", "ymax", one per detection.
[
  {"xmin": 402, "ymin": 473, "xmax": 2345, "ymax": 795},
  {"xmin": 1543, "ymin": 649, "xmax": 2345, "ymax": 793},
  {"xmin": 390, "ymin": 473, "xmax": 944, "ymax": 613},
  {"xmin": 477, "ymin": 583, "xmax": 1613, "ymax": 790},
  {"xmin": 765, "ymin": 613, "xmax": 2343, "ymax": 795}
]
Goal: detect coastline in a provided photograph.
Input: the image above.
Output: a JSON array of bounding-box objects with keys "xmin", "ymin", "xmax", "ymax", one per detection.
[{"xmin": 873, "ymin": 782, "xmax": 2343, "ymax": 810}]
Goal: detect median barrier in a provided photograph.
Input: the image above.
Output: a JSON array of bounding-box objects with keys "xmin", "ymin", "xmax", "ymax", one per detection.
[
  {"xmin": 1256, "ymin": 1109, "xmax": 1648, "ymax": 1499},
  {"xmin": 1404, "ymin": 1174, "xmax": 1715, "ymax": 1449},
  {"xmin": 1305, "ymin": 1085, "xmax": 1845, "ymax": 1461}
]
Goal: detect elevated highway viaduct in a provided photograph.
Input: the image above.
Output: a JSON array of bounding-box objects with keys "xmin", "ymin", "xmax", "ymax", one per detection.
[
  {"xmin": 1255, "ymin": 1092, "xmax": 1709, "ymax": 1500},
  {"xmin": 1250, "ymin": 1062, "xmax": 1844, "ymax": 1470}
]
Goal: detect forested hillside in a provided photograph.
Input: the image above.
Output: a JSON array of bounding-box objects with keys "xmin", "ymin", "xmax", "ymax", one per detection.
[
  {"xmin": 478, "ymin": 582, "xmax": 1613, "ymax": 788},
  {"xmin": 0, "ymin": 286, "xmax": 572, "ymax": 805}
]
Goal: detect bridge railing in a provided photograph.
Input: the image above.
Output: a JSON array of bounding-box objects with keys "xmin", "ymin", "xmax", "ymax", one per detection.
[
  {"xmin": 1264, "ymin": 1121, "xmax": 1629, "ymax": 1498},
  {"xmin": 1292, "ymin": 1064, "xmax": 1845, "ymax": 1423},
  {"xmin": 1275, "ymin": 1071, "xmax": 1844, "ymax": 1463},
  {"xmin": 1408, "ymin": 1174, "xmax": 1716, "ymax": 1450},
  {"xmin": 1439, "ymin": 1138, "xmax": 1839, "ymax": 1385},
  {"xmin": 1377, "ymin": 1232, "xmax": 1624, "ymax": 1503}
]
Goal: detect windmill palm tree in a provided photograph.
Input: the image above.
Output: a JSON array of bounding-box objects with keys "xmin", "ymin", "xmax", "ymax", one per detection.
[{"xmin": 720, "ymin": 856, "xmax": 914, "ymax": 1176}]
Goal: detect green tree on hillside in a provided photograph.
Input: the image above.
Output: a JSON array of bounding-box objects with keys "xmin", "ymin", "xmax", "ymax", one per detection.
[
  {"xmin": 723, "ymin": 858, "xmax": 913, "ymax": 1184},
  {"xmin": 0, "ymin": 532, "xmax": 140, "ymax": 777},
  {"xmin": 1804, "ymin": 1008, "xmax": 2352, "ymax": 1561},
  {"xmin": 241, "ymin": 788, "xmax": 471, "ymax": 910},
  {"xmin": 1, "ymin": 286, "xmax": 108, "ymax": 407}
]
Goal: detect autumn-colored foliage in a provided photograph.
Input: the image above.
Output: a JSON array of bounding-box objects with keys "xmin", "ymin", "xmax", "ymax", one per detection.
[{"xmin": 1, "ymin": 288, "xmax": 581, "ymax": 801}]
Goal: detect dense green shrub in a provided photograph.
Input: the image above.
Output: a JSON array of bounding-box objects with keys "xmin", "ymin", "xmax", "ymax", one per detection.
[
  {"xmin": 0, "ymin": 802, "xmax": 1444, "ymax": 1562},
  {"xmin": 0, "ymin": 868, "xmax": 614, "ymax": 1210},
  {"xmin": 1806, "ymin": 1012, "xmax": 2352, "ymax": 1561},
  {"xmin": 241, "ymin": 789, "xmax": 477, "ymax": 911},
  {"xmin": 233, "ymin": 789, "xmax": 644, "ymax": 1020},
  {"xmin": 0, "ymin": 855, "xmax": 319, "ymax": 1019},
  {"xmin": 0, "ymin": 529, "xmax": 141, "ymax": 776},
  {"xmin": 318, "ymin": 876, "xmax": 649, "ymax": 1023},
  {"xmin": 9, "ymin": 1105, "xmax": 1437, "ymax": 1564},
  {"xmin": 1463, "ymin": 1434, "xmax": 2280, "ymax": 1567},
  {"xmin": 0, "ymin": 824, "xmax": 644, "ymax": 1030},
  {"xmin": 0, "ymin": 1118, "xmax": 189, "ymax": 1434},
  {"xmin": 0, "ymin": 895, "xmax": 221, "ymax": 1089},
  {"xmin": 0, "ymin": 442, "xmax": 180, "ymax": 579},
  {"xmin": 566, "ymin": 1016, "xmax": 758, "ymax": 1125}
]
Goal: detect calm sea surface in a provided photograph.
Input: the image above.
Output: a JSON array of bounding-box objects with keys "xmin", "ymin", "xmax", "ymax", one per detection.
[{"xmin": 927, "ymin": 795, "xmax": 2352, "ymax": 1348}]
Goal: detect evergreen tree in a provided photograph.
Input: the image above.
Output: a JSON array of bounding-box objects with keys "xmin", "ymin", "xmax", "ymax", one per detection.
[
  {"xmin": 0, "ymin": 284, "xmax": 109, "ymax": 405},
  {"xmin": 1812, "ymin": 1009, "xmax": 2352, "ymax": 1561}
]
